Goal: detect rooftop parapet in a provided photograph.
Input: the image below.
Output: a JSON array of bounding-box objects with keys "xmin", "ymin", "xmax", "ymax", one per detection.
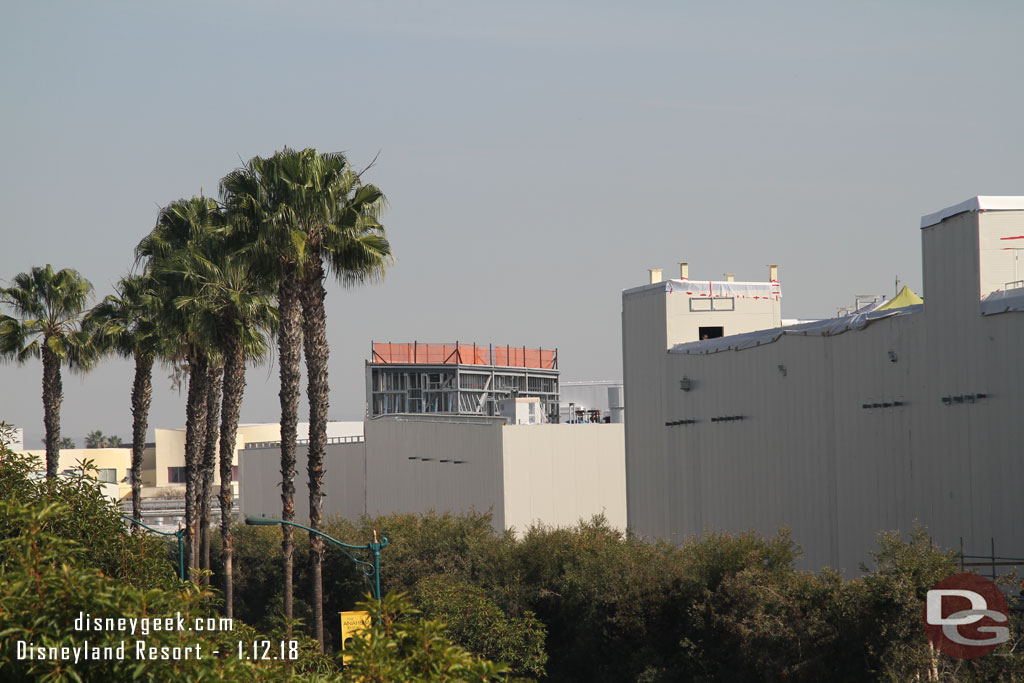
[{"xmin": 370, "ymin": 342, "xmax": 557, "ymax": 370}]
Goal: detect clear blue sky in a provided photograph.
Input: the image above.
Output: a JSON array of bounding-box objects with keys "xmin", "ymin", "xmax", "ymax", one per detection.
[{"xmin": 2, "ymin": 1, "xmax": 1022, "ymax": 444}]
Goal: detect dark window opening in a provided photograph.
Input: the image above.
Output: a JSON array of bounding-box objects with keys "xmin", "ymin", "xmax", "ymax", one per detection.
[
  {"xmin": 699, "ymin": 326, "xmax": 724, "ymax": 340},
  {"xmin": 167, "ymin": 466, "xmax": 186, "ymax": 483}
]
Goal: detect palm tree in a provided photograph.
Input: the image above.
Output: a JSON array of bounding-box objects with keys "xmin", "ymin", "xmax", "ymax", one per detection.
[
  {"xmin": 0, "ymin": 265, "xmax": 95, "ymax": 477},
  {"xmin": 199, "ymin": 362, "xmax": 222, "ymax": 576},
  {"xmin": 223, "ymin": 147, "xmax": 390, "ymax": 648},
  {"xmin": 220, "ymin": 152, "xmax": 307, "ymax": 626},
  {"xmin": 59, "ymin": 436, "xmax": 76, "ymax": 449},
  {"xmin": 170, "ymin": 240, "xmax": 276, "ymax": 615},
  {"xmin": 107, "ymin": 435, "xmax": 124, "ymax": 447},
  {"xmin": 137, "ymin": 196, "xmax": 224, "ymax": 571},
  {"xmin": 85, "ymin": 430, "xmax": 107, "ymax": 448},
  {"xmin": 85, "ymin": 273, "xmax": 166, "ymax": 521}
]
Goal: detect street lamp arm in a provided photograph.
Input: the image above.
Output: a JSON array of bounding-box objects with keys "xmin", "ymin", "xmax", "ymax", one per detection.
[
  {"xmin": 245, "ymin": 516, "xmax": 388, "ymax": 600},
  {"xmin": 246, "ymin": 516, "xmax": 374, "ymax": 552},
  {"xmin": 122, "ymin": 515, "xmax": 183, "ymax": 539},
  {"xmin": 121, "ymin": 515, "xmax": 185, "ymax": 581}
]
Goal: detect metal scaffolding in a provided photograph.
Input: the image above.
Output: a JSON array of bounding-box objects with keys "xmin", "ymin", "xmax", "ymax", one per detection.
[{"xmin": 366, "ymin": 342, "xmax": 560, "ymax": 421}]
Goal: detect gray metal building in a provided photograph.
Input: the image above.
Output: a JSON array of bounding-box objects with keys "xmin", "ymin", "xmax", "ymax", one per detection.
[{"xmin": 622, "ymin": 197, "xmax": 1024, "ymax": 573}]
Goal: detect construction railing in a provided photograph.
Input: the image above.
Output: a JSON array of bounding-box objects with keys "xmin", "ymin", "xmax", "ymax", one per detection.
[{"xmin": 370, "ymin": 342, "xmax": 557, "ymax": 370}]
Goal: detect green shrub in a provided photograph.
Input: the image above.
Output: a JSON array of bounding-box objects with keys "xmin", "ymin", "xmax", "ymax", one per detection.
[{"xmin": 415, "ymin": 574, "xmax": 547, "ymax": 680}]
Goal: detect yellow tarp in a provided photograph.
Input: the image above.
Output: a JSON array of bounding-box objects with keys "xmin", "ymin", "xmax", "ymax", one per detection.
[{"xmin": 877, "ymin": 285, "xmax": 923, "ymax": 310}]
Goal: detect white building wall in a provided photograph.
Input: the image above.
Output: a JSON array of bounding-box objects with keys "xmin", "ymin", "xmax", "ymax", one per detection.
[
  {"xmin": 238, "ymin": 418, "xmax": 628, "ymax": 535},
  {"xmin": 501, "ymin": 423, "xmax": 626, "ymax": 533},
  {"xmin": 623, "ymin": 200, "xmax": 1024, "ymax": 573}
]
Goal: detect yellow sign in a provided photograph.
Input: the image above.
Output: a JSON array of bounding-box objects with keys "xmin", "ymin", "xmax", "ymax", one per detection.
[{"xmin": 340, "ymin": 610, "xmax": 370, "ymax": 663}]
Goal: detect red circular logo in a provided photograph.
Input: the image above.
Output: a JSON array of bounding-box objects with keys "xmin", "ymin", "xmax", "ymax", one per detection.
[{"xmin": 923, "ymin": 573, "xmax": 1010, "ymax": 659}]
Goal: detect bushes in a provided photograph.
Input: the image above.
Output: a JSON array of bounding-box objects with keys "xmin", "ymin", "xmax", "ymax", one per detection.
[
  {"xmin": 0, "ymin": 436, "xmax": 176, "ymax": 591},
  {"xmin": 0, "ymin": 432, "xmax": 511, "ymax": 681},
  {"xmin": 343, "ymin": 593, "xmax": 510, "ymax": 682},
  {"xmin": 11, "ymin": 408, "xmax": 1010, "ymax": 683},
  {"xmin": 0, "ymin": 500, "xmax": 265, "ymax": 682},
  {"xmin": 415, "ymin": 575, "xmax": 547, "ymax": 679}
]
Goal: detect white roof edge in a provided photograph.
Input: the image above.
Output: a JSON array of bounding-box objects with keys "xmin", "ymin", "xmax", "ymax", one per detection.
[
  {"xmin": 561, "ymin": 380, "xmax": 623, "ymax": 386},
  {"xmin": 622, "ymin": 278, "xmax": 776, "ymax": 296},
  {"xmin": 921, "ymin": 196, "xmax": 1024, "ymax": 229}
]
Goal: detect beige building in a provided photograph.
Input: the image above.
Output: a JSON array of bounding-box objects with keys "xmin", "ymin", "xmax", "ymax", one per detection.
[
  {"xmin": 154, "ymin": 421, "xmax": 364, "ymax": 495},
  {"xmin": 239, "ymin": 415, "xmax": 626, "ymax": 534},
  {"xmin": 21, "ymin": 446, "xmax": 149, "ymax": 501},
  {"xmin": 622, "ymin": 196, "xmax": 1024, "ymax": 573}
]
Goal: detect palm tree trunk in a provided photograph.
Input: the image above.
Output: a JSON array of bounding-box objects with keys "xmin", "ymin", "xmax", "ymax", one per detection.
[
  {"xmin": 200, "ymin": 364, "xmax": 223, "ymax": 579},
  {"xmin": 278, "ymin": 270, "xmax": 302, "ymax": 624},
  {"xmin": 301, "ymin": 263, "xmax": 329, "ymax": 651},
  {"xmin": 130, "ymin": 352, "xmax": 154, "ymax": 522},
  {"xmin": 41, "ymin": 344, "xmax": 62, "ymax": 478},
  {"xmin": 219, "ymin": 329, "xmax": 247, "ymax": 619},
  {"xmin": 184, "ymin": 352, "xmax": 209, "ymax": 576}
]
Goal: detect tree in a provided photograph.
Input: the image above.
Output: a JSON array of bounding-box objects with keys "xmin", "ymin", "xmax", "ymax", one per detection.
[
  {"xmin": 169, "ymin": 243, "xmax": 276, "ymax": 616},
  {"xmin": 224, "ymin": 148, "xmax": 391, "ymax": 650},
  {"xmin": 221, "ymin": 154, "xmax": 305, "ymax": 628},
  {"xmin": 199, "ymin": 363, "xmax": 222, "ymax": 576},
  {"xmin": 342, "ymin": 593, "xmax": 509, "ymax": 682},
  {"xmin": 0, "ymin": 264, "xmax": 94, "ymax": 476},
  {"xmin": 136, "ymin": 196, "xmax": 224, "ymax": 571},
  {"xmin": 85, "ymin": 273, "xmax": 167, "ymax": 521},
  {"xmin": 85, "ymin": 429, "xmax": 107, "ymax": 448},
  {"xmin": 415, "ymin": 575, "xmax": 548, "ymax": 679},
  {"xmin": 106, "ymin": 434, "xmax": 124, "ymax": 447},
  {"xmin": 59, "ymin": 436, "xmax": 75, "ymax": 449}
]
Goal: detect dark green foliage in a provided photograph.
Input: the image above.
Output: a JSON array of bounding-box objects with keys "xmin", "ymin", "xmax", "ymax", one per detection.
[
  {"xmin": 0, "ymin": 444, "xmax": 176, "ymax": 591},
  {"xmin": 0, "ymin": 501, "xmax": 263, "ymax": 682},
  {"xmin": 415, "ymin": 575, "xmax": 547, "ymax": 679},
  {"xmin": 342, "ymin": 592, "xmax": 509, "ymax": 682},
  {"xmin": 223, "ymin": 509, "xmax": 1024, "ymax": 682}
]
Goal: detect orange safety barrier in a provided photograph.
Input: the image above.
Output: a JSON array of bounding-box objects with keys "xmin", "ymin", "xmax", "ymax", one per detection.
[{"xmin": 371, "ymin": 342, "xmax": 556, "ymax": 369}]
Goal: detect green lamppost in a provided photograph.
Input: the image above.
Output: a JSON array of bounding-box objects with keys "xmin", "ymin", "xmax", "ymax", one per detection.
[
  {"xmin": 245, "ymin": 516, "xmax": 389, "ymax": 600},
  {"xmin": 121, "ymin": 515, "xmax": 186, "ymax": 581}
]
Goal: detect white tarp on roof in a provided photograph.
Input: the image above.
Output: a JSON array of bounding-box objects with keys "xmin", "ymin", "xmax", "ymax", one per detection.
[
  {"xmin": 664, "ymin": 279, "xmax": 781, "ymax": 300},
  {"xmin": 920, "ymin": 196, "xmax": 1024, "ymax": 229},
  {"xmin": 981, "ymin": 288, "xmax": 1024, "ymax": 316},
  {"xmin": 671, "ymin": 304, "xmax": 923, "ymax": 355}
]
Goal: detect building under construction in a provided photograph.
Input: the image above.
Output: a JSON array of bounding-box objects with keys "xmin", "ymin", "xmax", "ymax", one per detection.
[{"xmin": 366, "ymin": 342, "xmax": 560, "ymax": 420}]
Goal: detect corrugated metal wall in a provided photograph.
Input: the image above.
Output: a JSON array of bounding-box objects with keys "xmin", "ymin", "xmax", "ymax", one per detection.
[{"xmin": 624, "ymin": 210, "xmax": 1024, "ymax": 573}]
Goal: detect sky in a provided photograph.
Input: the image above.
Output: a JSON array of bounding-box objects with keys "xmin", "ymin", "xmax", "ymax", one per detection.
[{"xmin": 2, "ymin": 1, "xmax": 1022, "ymax": 445}]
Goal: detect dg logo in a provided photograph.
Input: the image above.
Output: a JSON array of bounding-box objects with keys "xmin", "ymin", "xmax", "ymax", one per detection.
[{"xmin": 923, "ymin": 573, "xmax": 1010, "ymax": 659}]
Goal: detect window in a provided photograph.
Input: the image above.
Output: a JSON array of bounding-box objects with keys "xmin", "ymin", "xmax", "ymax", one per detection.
[
  {"xmin": 168, "ymin": 466, "xmax": 186, "ymax": 483},
  {"xmin": 690, "ymin": 298, "xmax": 712, "ymax": 311},
  {"xmin": 712, "ymin": 297, "xmax": 735, "ymax": 311},
  {"xmin": 97, "ymin": 468, "xmax": 117, "ymax": 483},
  {"xmin": 699, "ymin": 326, "xmax": 724, "ymax": 340},
  {"xmin": 690, "ymin": 297, "xmax": 734, "ymax": 311},
  {"xmin": 233, "ymin": 466, "xmax": 239, "ymax": 482}
]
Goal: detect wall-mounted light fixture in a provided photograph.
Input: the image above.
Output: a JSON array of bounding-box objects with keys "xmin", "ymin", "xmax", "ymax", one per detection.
[
  {"xmin": 888, "ymin": 350, "xmax": 898, "ymax": 363},
  {"xmin": 680, "ymin": 376, "xmax": 693, "ymax": 392},
  {"xmin": 777, "ymin": 364, "xmax": 787, "ymax": 377}
]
